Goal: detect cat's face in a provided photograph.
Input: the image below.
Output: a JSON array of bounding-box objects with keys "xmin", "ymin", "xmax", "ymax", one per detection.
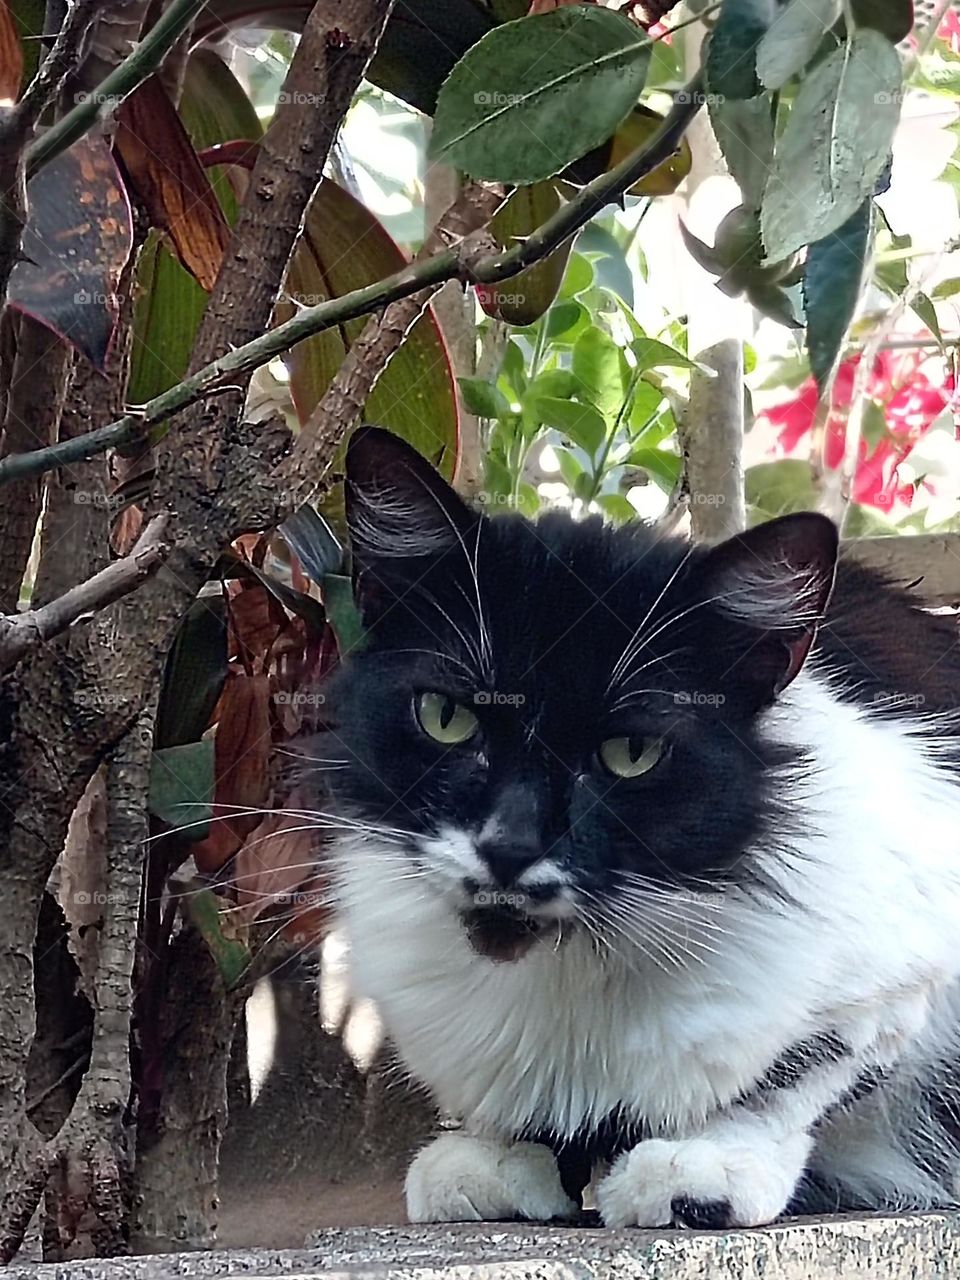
[{"xmin": 321, "ymin": 429, "xmax": 837, "ymax": 962}]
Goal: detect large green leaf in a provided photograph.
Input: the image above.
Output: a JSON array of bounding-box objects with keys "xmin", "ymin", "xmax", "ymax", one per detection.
[
  {"xmin": 479, "ymin": 182, "xmax": 573, "ymax": 325},
  {"xmin": 756, "ymin": 0, "xmax": 840, "ymax": 91},
  {"xmin": 706, "ymin": 0, "xmax": 775, "ymax": 100},
  {"xmin": 281, "ymin": 180, "xmax": 459, "ymax": 489},
  {"xmin": 709, "ymin": 97, "xmax": 774, "ymax": 211},
  {"xmin": 761, "ymin": 30, "xmax": 901, "ymax": 260},
  {"xmin": 128, "ymin": 49, "xmax": 263, "ymax": 406},
  {"xmin": 430, "ymin": 6, "xmax": 652, "ymax": 183},
  {"xmin": 149, "ymin": 740, "xmax": 216, "ymax": 838},
  {"xmin": 803, "ymin": 197, "xmax": 873, "ymax": 395}
]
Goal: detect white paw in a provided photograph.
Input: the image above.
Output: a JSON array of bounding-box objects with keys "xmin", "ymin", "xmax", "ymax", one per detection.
[
  {"xmin": 596, "ymin": 1129, "xmax": 811, "ymax": 1229},
  {"xmin": 405, "ymin": 1132, "xmax": 578, "ymax": 1224}
]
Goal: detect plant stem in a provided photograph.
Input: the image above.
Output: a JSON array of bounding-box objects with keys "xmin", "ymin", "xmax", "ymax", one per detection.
[
  {"xmin": 0, "ymin": 72, "xmax": 705, "ymax": 487},
  {"xmin": 25, "ymin": 0, "xmax": 210, "ymax": 178}
]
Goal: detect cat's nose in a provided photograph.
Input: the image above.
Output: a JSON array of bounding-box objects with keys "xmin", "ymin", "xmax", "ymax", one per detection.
[{"xmin": 477, "ymin": 839, "xmax": 542, "ymax": 888}]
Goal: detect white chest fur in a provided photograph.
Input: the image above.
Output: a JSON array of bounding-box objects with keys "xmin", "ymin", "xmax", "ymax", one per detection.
[{"xmin": 332, "ymin": 675, "xmax": 960, "ymax": 1141}]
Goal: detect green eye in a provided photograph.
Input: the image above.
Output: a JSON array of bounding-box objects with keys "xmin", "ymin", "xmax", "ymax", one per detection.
[
  {"xmin": 598, "ymin": 736, "xmax": 664, "ymax": 779},
  {"xmin": 416, "ymin": 692, "xmax": 479, "ymax": 745}
]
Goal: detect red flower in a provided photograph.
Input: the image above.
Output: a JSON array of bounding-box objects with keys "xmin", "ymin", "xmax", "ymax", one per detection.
[
  {"xmin": 759, "ymin": 349, "xmax": 951, "ymax": 511},
  {"xmin": 940, "ymin": 10, "xmax": 960, "ymax": 56}
]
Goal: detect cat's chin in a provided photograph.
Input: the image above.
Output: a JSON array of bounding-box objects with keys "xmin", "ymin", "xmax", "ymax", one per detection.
[{"xmin": 460, "ymin": 905, "xmax": 563, "ymax": 963}]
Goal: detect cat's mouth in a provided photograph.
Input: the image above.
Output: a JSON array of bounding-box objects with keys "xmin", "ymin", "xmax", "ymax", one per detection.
[{"xmin": 460, "ymin": 904, "xmax": 560, "ymax": 963}]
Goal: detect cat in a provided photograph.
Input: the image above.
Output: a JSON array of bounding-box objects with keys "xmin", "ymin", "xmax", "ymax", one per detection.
[{"xmin": 320, "ymin": 424, "xmax": 960, "ymax": 1229}]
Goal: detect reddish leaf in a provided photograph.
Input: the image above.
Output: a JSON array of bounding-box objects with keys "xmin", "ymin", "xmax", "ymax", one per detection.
[
  {"xmin": 193, "ymin": 672, "xmax": 273, "ymax": 874},
  {"xmin": 8, "ymin": 137, "xmax": 133, "ymax": 369},
  {"xmin": 116, "ymin": 76, "xmax": 230, "ymax": 292},
  {"xmin": 226, "ymin": 581, "xmax": 285, "ymax": 672},
  {"xmin": 0, "ymin": 2, "xmax": 23, "ymax": 100},
  {"xmin": 229, "ymin": 808, "xmax": 327, "ymax": 933}
]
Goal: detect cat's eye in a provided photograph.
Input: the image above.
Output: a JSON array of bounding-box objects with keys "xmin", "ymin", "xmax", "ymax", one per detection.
[
  {"xmin": 416, "ymin": 692, "xmax": 479, "ymax": 745},
  {"xmin": 598, "ymin": 735, "xmax": 664, "ymax": 779}
]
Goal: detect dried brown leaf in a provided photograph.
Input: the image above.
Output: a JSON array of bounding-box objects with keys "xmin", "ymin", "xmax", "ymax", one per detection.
[{"xmin": 115, "ymin": 76, "xmax": 229, "ymax": 292}]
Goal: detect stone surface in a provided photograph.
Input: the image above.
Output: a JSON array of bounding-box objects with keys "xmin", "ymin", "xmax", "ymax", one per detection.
[{"xmin": 8, "ymin": 1216, "xmax": 960, "ymax": 1280}]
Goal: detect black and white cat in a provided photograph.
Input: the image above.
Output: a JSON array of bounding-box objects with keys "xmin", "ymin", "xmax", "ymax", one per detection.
[{"xmin": 322, "ymin": 425, "xmax": 960, "ymax": 1229}]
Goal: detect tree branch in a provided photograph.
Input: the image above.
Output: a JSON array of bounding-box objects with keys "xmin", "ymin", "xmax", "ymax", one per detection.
[
  {"xmin": 25, "ymin": 0, "xmax": 212, "ymax": 179},
  {"xmin": 0, "ymin": 513, "xmax": 170, "ymax": 673},
  {"xmin": 12, "ymin": 0, "xmax": 102, "ymax": 135},
  {"xmin": 0, "ymin": 74, "xmax": 704, "ymax": 489}
]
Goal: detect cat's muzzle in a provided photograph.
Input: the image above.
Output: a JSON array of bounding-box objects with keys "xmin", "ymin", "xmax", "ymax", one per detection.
[{"xmin": 459, "ymin": 900, "xmax": 564, "ymax": 962}]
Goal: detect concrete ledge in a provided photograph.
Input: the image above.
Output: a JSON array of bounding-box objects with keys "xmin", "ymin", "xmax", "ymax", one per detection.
[{"xmin": 9, "ymin": 1216, "xmax": 960, "ymax": 1280}]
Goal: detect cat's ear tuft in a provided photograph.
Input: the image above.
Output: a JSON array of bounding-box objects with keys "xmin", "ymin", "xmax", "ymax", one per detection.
[
  {"xmin": 345, "ymin": 426, "xmax": 473, "ymax": 566},
  {"xmin": 699, "ymin": 513, "xmax": 838, "ymax": 698}
]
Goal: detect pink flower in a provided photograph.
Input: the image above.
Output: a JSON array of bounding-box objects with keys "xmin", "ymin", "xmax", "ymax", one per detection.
[{"xmin": 759, "ymin": 349, "xmax": 951, "ymax": 511}]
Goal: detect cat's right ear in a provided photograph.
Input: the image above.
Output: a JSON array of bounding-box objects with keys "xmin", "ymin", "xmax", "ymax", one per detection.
[{"xmin": 344, "ymin": 426, "xmax": 474, "ymax": 617}]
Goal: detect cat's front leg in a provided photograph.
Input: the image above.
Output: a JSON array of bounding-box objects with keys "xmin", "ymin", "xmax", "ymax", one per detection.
[
  {"xmin": 597, "ymin": 1033, "xmax": 863, "ymax": 1229},
  {"xmin": 405, "ymin": 1131, "xmax": 578, "ymax": 1223},
  {"xmin": 596, "ymin": 1123, "xmax": 812, "ymax": 1228}
]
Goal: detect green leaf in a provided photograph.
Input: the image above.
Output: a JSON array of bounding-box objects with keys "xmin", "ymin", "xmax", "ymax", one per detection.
[
  {"xmin": 501, "ymin": 339, "xmax": 528, "ymax": 393},
  {"xmin": 458, "ymin": 377, "xmax": 511, "ymax": 418},
  {"xmin": 183, "ymin": 886, "xmax": 251, "ymax": 990},
  {"xmin": 546, "ymin": 299, "xmax": 590, "ymax": 342},
  {"xmin": 555, "ymin": 447, "xmax": 585, "ymax": 488},
  {"xmin": 529, "ymin": 369, "xmax": 578, "ymax": 400},
  {"xmin": 746, "ymin": 458, "xmax": 818, "ymax": 519},
  {"xmin": 707, "ymin": 0, "xmax": 775, "ymax": 100},
  {"xmin": 932, "ymin": 278, "xmax": 960, "ymax": 299},
  {"xmin": 481, "ymin": 182, "xmax": 572, "ymax": 324},
  {"xmin": 560, "ymin": 252, "xmax": 596, "ymax": 299},
  {"xmin": 430, "ymin": 6, "xmax": 652, "ymax": 183},
  {"xmin": 283, "ymin": 179, "xmax": 459, "ymax": 522},
  {"xmin": 761, "ymin": 30, "xmax": 902, "ymax": 260},
  {"xmin": 757, "ymin": 0, "xmax": 840, "ymax": 91},
  {"xmin": 536, "ymin": 396, "xmax": 607, "ymax": 455},
  {"xmin": 595, "ymin": 493, "xmax": 637, "ymax": 522},
  {"xmin": 630, "ymin": 380, "xmax": 665, "ymax": 431},
  {"xmin": 156, "ymin": 597, "xmax": 228, "ymax": 750},
  {"xmin": 861, "ymin": 399, "xmax": 888, "ymax": 456},
  {"xmin": 573, "ymin": 327, "xmax": 625, "ymax": 420},
  {"xmin": 322, "ymin": 573, "xmax": 367, "ymax": 657},
  {"xmin": 849, "ymin": 0, "xmax": 912, "ymax": 43},
  {"xmin": 631, "ymin": 337, "xmax": 697, "ymax": 372},
  {"xmin": 803, "ymin": 197, "xmax": 873, "ymax": 394},
  {"xmin": 709, "ymin": 97, "xmax": 775, "ymax": 211},
  {"xmin": 625, "ymin": 446, "xmax": 682, "ymax": 490},
  {"xmin": 149, "ymin": 740, "xmax": 216, "ymax": 838}
]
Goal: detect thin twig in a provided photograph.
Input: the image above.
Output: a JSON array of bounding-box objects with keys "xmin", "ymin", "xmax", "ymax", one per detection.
[
  {"xmin": 13, "ymin": 1, "xmax": 101, "ymax": 133},
  {"xmin": 25, "ymin": 0, "xmax": 211, "ymax": 178},
  {"xmin": 0, "ymin": 513, "xmax": 170, "ymax": 672},
  {"xmin": 0, "ymin": 74, "xmax": 705, "ymax": 488}
]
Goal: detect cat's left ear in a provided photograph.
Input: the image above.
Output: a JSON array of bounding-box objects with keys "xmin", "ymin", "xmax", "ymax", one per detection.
[
  {"xmin": 697, "ymin": 513, "xmax": 838, "ymax": 699},
  {"xmin": 345, "ymin": 426, "xmax": 473, "ymax": 566}
]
